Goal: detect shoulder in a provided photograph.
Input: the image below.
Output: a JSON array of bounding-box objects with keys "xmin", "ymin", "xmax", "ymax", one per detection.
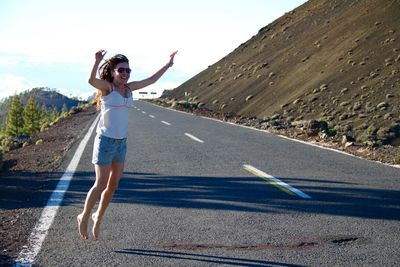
[{"xmin": 100, "ymin": 82, "xmax": 113, "ymax": 96}]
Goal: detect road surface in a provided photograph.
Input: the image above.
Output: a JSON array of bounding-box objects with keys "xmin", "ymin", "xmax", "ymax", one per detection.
[{"xmin": 18, "ymin": 100, "xmax": 400, "ymax": 266}]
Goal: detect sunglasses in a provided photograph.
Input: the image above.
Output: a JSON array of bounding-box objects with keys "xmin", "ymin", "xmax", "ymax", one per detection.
[{"xmin": 115, "ymin": 67, "xmax": 131, "ymax": 74}]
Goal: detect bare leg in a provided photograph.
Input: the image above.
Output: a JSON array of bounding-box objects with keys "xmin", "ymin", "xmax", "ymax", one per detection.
[
  {"xmin": 92, "ymin": 161, "xmax": 124, "ymax": 239},
  {"xmin": 77, "ymin": 164, "xmax": 111, "ymax": 240}
]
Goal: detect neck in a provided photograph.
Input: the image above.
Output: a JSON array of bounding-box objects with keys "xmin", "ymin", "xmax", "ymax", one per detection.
[{"xmin": 113, "ymin": 81, "xmax": 125, "ymax": 90}]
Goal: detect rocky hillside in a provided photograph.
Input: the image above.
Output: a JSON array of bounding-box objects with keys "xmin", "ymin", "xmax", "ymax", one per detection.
[{"xmin": 163, "ymin": 0, "xmax": 399, "ymax": 147}]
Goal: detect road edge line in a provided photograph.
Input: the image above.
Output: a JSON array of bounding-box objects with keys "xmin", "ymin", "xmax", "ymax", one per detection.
[{"xmin": 14, "ymin": 113, "xmax": 100, "ymax": 267}]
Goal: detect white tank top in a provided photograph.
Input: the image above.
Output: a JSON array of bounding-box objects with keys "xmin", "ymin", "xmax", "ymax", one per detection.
[{"xmin": 96, "ymin": 85, "xmax": 134, "ymax": 139}]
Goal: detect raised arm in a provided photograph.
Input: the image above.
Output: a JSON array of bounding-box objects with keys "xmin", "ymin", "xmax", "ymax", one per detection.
[
  {"xmin": 127, "ymin": 51, "xmax": 177, "ymax": 91},
  {"xmin": 88, "ymin": 49, "xmax": 111, "ymax": 93}
]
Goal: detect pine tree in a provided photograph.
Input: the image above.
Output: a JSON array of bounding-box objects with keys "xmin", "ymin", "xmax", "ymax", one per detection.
[
  {"xmin": 61, "ymin": 103, "xmax": 68, "ymax": 115},
  {"xmin": 23, "ymin": 96, "xmax": 40, "ymax": 134},
  {"xmin": 39, "ymin": 104, "xmax": 50, "ymax": 125},
  {"xmin": 5, "ymin": 95, "xmax": 24, "ymax": 136},
  {"xmin": 50, "ymin": 106, "xmax": 59, "ymax": 121}
]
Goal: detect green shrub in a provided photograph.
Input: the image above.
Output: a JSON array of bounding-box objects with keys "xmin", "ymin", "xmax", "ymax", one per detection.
[
  {"xmin": 40, "ymin": 122, "xmax": 50, "ymax": 132},
  {"xmin": 327, "ymin": 128, "xmax": 337, "ymax": 137},
  {"xmin": 1, "ymin": 137, "xmax": 19, "ymax": 152},
  {"xmin": 69, "ymin": 106, "xmax": 83, "ymax": 115}
]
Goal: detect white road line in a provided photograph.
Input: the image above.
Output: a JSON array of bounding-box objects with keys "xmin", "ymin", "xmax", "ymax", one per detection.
[
  {"xmin": 15, "ymin": 114, "xmax": 100, "ymax": 266},
  {"xmin": 149, "ymin": 115, "xmax": 155, "ymax": 118},
  {"xmin": 142, "ymin": 111, "xmax": 146, "ymax": 114},
  {"xmin": 184, "ymin": 133, "xmax": 204, "ymax": 143},
  {"xmin": 161, "ymin": 121, "xmax": 171, "ymax": 125},
  {"xmin": 243, "ymin": 164, "xmax": 311, "ymax": 199}
]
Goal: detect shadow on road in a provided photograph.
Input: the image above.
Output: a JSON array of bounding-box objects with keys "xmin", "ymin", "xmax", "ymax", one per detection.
[
  {"xmin": 62, "ymin": 171, "xmax": 400, "ymax": 220},
  {"xmin": 1, "ymin": 170, "xmax": 399, "ymax": 220},
  {"xmin": 0, "ymin": 170, "xmax": 66, "ymax": 209},
  {"xmin": 114, "ymin": 248, "xmax": 305, "ymax": 267}
]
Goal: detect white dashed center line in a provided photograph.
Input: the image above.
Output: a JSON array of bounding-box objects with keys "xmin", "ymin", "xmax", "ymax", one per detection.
[
  {"xmin": 243, "ymin": 164, "xmax": 311, "ymax": 199},
  {"xmin": 185, "ymin": 133, "xmax": 204, "ymax": 143},
  {"xmin": 161, "ymin": 121, "xmax": 171, "ymax": 125}
]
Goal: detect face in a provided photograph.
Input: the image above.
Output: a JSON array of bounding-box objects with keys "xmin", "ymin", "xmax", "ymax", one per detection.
[{"xmin": 112, "ymin": 62, "xmax": 131, "ymax": 84}]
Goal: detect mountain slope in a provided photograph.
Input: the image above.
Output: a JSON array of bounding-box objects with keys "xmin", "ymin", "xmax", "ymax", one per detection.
[
  {"xmin": 164, "ymin": 0, "xmax": 399, "ymax": 146},
  {"xmin": 0, "ymin": 87, "xmax": 86, "ymax": 124}
]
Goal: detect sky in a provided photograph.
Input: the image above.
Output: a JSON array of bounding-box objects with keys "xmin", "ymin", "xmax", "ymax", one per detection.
[{"xmin": 0, "ymin": 0, "xmax": 307, "ymax": 100}]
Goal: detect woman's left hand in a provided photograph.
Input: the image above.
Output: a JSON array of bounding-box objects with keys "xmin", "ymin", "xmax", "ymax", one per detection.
[{"xmin": 168, "ymin": 50, "xmax": 178, "ymax": 67}]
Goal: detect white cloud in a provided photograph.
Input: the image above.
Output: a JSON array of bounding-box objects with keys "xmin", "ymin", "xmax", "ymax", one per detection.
[
  {"xmin": 0, "ymin": 74, "xmax": 38, "ymax": 100},
  {"xmin": 132, "ymin": 81, "xmax": 181, "ymax": 99},
  {"xmin": 0, "ymin": 55, "xmax": 22, "ymax": 66},
  {"xmin": 79, "ymin": 91, "xmax": 96, "ymax": 101},
  {"xmin": 144, "ymin": 81, "xmax": 181, "ymax": 92},
  {"xmin": 56, "ymin": 87, "xmax": 97, "ymax": 101}
]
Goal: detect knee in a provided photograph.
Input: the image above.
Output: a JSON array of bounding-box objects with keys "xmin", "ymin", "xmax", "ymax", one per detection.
[
  {"xmin": 106, "ymin": 182, "xmax": 119, "ymax": 193},
  {"xmin": 92, "ymin": 183, "xmax": 107, "ymax": 193}
]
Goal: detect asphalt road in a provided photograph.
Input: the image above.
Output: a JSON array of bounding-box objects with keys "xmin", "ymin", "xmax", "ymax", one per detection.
[{"xmin": 28, "ymin": 100, "xmax": 400, "ymax": 266}]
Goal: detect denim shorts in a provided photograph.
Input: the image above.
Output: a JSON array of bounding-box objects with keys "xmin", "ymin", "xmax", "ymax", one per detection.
[{"xmin": 92, "ymin": 134, "xmax": 127, "ymax": 165}]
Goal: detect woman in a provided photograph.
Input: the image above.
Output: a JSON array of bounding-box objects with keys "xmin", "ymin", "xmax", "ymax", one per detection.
[{"xmin": 77, "ymin": 49, "xmax": 177, "ymax": 240}]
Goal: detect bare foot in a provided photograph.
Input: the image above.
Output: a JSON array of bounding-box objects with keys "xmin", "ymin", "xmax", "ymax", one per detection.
[
  {"xmin": 92, "ymin": 213, "xmax": 101, "ymax": 240},
  {"xmin": 77, "ymin": 214, "xmax": 89, "ymax": 240}
]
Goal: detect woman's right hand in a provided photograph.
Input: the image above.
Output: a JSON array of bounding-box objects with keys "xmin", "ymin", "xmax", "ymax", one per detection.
[{"xmin": 95, "ymin": 49, "xmax": 107, "ymax": 62}]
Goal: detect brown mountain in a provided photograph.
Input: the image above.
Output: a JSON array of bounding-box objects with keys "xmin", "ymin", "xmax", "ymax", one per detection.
[{"xmin": 163, "ymin": 0, "xmax": 399, "ymax": 148}]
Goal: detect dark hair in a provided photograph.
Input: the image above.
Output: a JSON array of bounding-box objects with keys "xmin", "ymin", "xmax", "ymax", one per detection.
[
  {"xmin": 95, "ymin": 54, "xmax": 129, "ymax": 109},
  {"xmin": 99, "ymin": 54, "xmax": 129, "ymax": 82}
]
